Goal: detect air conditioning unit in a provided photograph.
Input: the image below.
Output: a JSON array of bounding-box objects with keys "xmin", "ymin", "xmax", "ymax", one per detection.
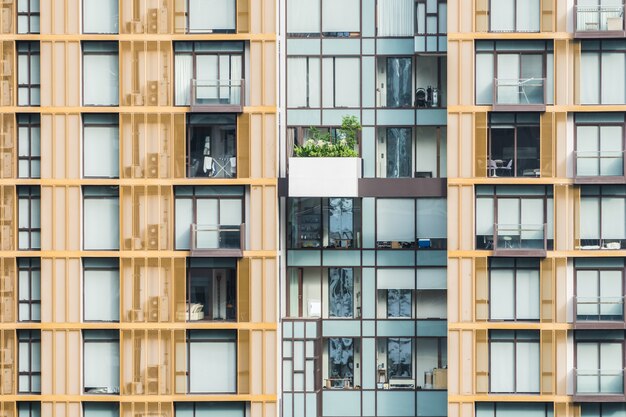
[
  {"xmin": 127, "ymin": 309, "xmax": 144, "ymax": 322},
  {"xmin": 145, "ymin": 153, "xmax": 159, "ymax": 178},
  {"xmin": 125, "ymin": 20, "xmax": 144, "ymax": 33},
  {"xmin": 126, "ymin": 92, "xmax": 144, "ymax": 106},
  {"xmin": 146, "ymin": 224, "xmax": 159, "ymax": 250},
  {"xmin": 124, "ymin": 237, "xmax": 143, "ymax": 250},
  {"xmin": 124, "ymin": 165, "xmax": 143, "ymax": 178},
  {"xmin": 147, "ymin": 8, "xmax": 159, "ymax": 33},
  {"xmin": 147, "ymin": 81, "xmax": 159, "ymax": 105}
]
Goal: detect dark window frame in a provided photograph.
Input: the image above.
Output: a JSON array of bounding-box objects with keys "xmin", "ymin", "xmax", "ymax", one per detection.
[
  {"xmin": 488, "ymin": 258, "xmax": 541, "ymax": 322},
  {"xmin": 81, "ymin": 41, "xmax": 119, "ymax": 107},
  {"xmin": 16, "ymin": 114, "xmax": 41, "ymax": 179},
  {"xmin": 82, "ymin": 114, "xmax": 120, "ymax": 179},
  {"xmin": 186, "ymin": 113, "xmax": 237, "ymax": 178},
  {"xmin": 17, "ymin": 329, "xmax": 41, "ymax": 394},
  {"xmin": 82, "ymin": 258, "xmax": 120, "ymax": 323},
  {"xmin": 186, "ymin": 259, "xmax": 237, "ymax": 322},
  {"xmin": 488, "ymin": 330, "xmax": 540, "ymax": 394},
  {"xmin": 16, "ymin": 41, "xmax": 40, "ymax": 107},
  {"xmin": 284, "ymin": 0, "xmax": 362, "ymax": 38},
  {"xmin": 16, "ymin": 0, "xmax": 40, "ymax": 34},
  {"xmin": 487, "ymin": 113, "xmax": 541, "ymax": 178},
  {"xmin": 17, "ymin": 185, "xmax": 40, "ymax": 251},
  {"xmin": 17, "ymin": 258, "xmax": 41, "ymax": 323},
  {"xmin": 574, "ymin": 114, "xmax": 626, "ymax": 179},
  {"xmin": 82, "ymin": 330, "xmax": 120, "ymax": 394}
]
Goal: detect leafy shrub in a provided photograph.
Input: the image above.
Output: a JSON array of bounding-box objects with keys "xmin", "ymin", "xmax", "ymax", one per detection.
[{"xmin": 293, "ymin": 115, "xmax": 361, "ymax": 157}]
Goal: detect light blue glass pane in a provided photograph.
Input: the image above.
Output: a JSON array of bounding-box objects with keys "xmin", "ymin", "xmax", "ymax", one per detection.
[
  {"xmin": 377, "ymin": 251, "xmax": 415, "ymax": 266},
  {"xmin": 283, "ymin": 322, "xmax": 293, "ymax": 338},
  {"xmin": 362, "ymin": 268, "xmax": 376, "ymax": 319},
  {"xmin": 361, "ymin": 338, "xmax": 376, "ymax": 389},
  {"xmin": 322, "ymin": 39, "xmax": 361, "ymax": 55},
  {"xmin": 323, "ymin": 250, "xmax": 361, "ymax": 266},
  {"xmin": 362, "ymin": 320, "xmax": 375, "ymax": 337},
  {"xmin": 416, "ymin": 391, "xmax": 447, "ymax": 416},
  {"xmin": 362, "ymin": 57, "xmax": 376, "ymax": 109},
  {"xmin": 323, "ymin": 391, "xmax": 361, "ymax": 416},
  {"xmin": 363, "ymin": 390, "xmax": 376, "ymax": 416},
  {"xmin": 377, "ymin": 320, "xmax": 415, "ymax": 337},
  {"xmin": 377, "ymin": 391, "xmax": 415, "ymax": 416},
  {"xmin": 306, "ymin": 393, "xmax": 317, "ymax": 417},
  {"xmin": 294, "ymin": 321, "xmax": 305, "ymax": 338},
  {"xmin": 416, "ymin": 320, "xmax": 447, "ymax": 337},
  {"xmin": 306, "ymin": 321, "xmax": 317, "ymax": 338},
  {"xmin": 416, "ymin": 250, "xmax": 447, "ymax": 266},
  {"xmin": 363, "ymin": 250, "xmax": 376, "ymax": 266},
  {"xmin": 322, "ymin": 320, "xmax": 361, "ymax": 337},
  {"xmin": 288, "ymin": 250, "xmax": 322, "ymax": 266},
  {"xmin": 362, "ymin": 198, "xmax": 376, "ymax": 248},
  {"xmin": 294, "ymin": 393, "xmax": 305, "ymax": 417},
  {"xmin": 376, "ymin": 38, "xmax": 414, "ymax": 55},
  {"xmin": 362, "ymin": 0, "xmax": 375, "ymax": 37},
  {"xmin": 283, "ymin": 394, "xmax": 293, "ymax": 417}
]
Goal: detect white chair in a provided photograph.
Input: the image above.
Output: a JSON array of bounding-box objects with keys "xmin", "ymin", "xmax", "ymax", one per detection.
[
  {"xmin": 488, "ymin": 160, "xmax": 498, "ymax": 177},
  {"xmin": 500, "ymin": 159, "xmax": 513, "ymax": 176}
]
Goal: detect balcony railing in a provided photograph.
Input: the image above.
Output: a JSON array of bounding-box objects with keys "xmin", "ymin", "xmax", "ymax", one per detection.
[
  {"xmin": 190, "ymin": 223, "xmax": 244, "ymax": 257},
  {"xmin": 575, "ymin": 150, "xmax": 624, "ymax": 180},
  {"xmin": 190, "ymin": 79, "xmax": 244, "ymax": 112},
  {"xmin": 493, "ymin": 78, "xmax": 546, "ymax": 111},
  {"xmin": 493, "ymin": 223, "xmax": 547, "ymax": 256},
  {"xmin": 576, "ymin": 368, "xmax": 625, "ymax": 395},
  {"xmin": 576, "ymin": 5, "xmax": 624, "ymax": 34},
  {"xmin": 576, "ymin": 296, "xmax": 625, "ymax": 321}
]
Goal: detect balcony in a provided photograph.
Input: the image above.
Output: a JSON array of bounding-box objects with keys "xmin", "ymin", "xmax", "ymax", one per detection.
[
  {"xmin": 493, "ymin": 223, "xmax": 547, "ymax": 257},
  {"xmin": 492, "ymin": 78, "xmax": 546, "ymax": 112},
  {"xmin": 190, "ymin": 79, "xmax": 244, "ymax": 113},
  {"xmin": 575, "ymin": 150, "xmax": 625, "ymax": 184},
  {"xmin": 288, "ymin": 158, "xmax": 362, "ymax": 197},
  {"xmin": 576, "ymin": 296, "xmax": 624, "ymax": 325},
  {"xmin": 575, "ymin": 369, "xmax": 625, "ymax": 399},
  {"xmin": 190, "ymin": 223, "xmax": 244, "ymax": 257},
  {"xmin": 575, "ymin": 5, "xmax": 625, "ymax": 38}
]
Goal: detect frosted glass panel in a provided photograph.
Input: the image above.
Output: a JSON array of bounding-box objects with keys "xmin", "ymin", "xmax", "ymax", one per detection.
[
  {"xmin": 335, "ymin": 58, "xmax": 360, "ymax": 107},
  {"xmin": 175, "ymin": 55, "xmax": 193, "ymax": 105},
  {"xmin": 84, "ymin": 270, "xmax": 119, "ymax": 321},
  {"xmin": 322, "ymin": 0, "xmax": 360, "ymax": 32},
  {"xmin": 84, "ymin": 54, "xmax": 119, "ymax": 106},
  {"xmin": 581, "ymin": 197, "xmax": 600, "ymax": 239},
  {"xmin": 84, "ymin": 126, "xmax": 119, "ymax": 177},
  {"xmin": 476, "ymin": 198, "xmax": 494, "ymax": 235},
  {"xmin": 84, "ymin": 340, "xmax": 119, "ymax": 390},
  {"xmin": 516, "ymin": 270, "xmax": 540, "ymax": 320},
  {"xmin": 581, "ymin": 53, "xmax": 600, "ymax": 104},
  {"xmin": 377, "ymin": 199, "xmax": 415, "ymax": 241},
  {"xmin": 189, "ymin": 341, "xmax": 236, "ymax": 392},
  {"xmin": 175, "ymin": 199, "xmax": 193, "ymax": 249},
  {"xmin": 416, "ymin": 199, "xmax": 447, "ymax": 238},
  {"xmin": 490, "ymin": 342, "xmax": 514, "ymax": 392},
  {"xmin": 475, "ymin": 54, "xmax": 494, "ymax": 104},
  {"xmin": 83, "ymin": 0, "xmax": 118, "ymax": 33},
  {"xmin": 287, "ymin": 0, "xmax": 320, "ymax": 33},
  {"xmin": 377, "ymin": 269, "xmax": 415, "ymax": 289},
  {"xmin": 516, "ymin": 342, "xmax": 540, "ymax": 392},
  {"xmin": 219, "ymin": 199, "xmax": 242, "ymax": 225},
  {"xmin": 490, "ymin": 0, "xmax": 515, "ymax": 32},
  {"xmin": 490, "ymin": 270, "xmax": 515, "ymax": 320},
  {"xmin": 84, "ymin": 197, "xmax": 119, "ymax": 250},
  {"xmin": 602, "ymin": 53, "xmax": 626, "ymax": 104},
  {"xmin": 377, "ymin": 0, "xmax": 414, "ymax": 36},
  {"xmin": 602, "ymin": 197, "xmax": 626, "ymax": 239},
  {"xmin": 287, "ymin": 58, "xmax": 307, "ymax": 107},
  {"xmin": 517, "ymin": 0, "xmax": 540, "ymax": 32},
  {"xmin": 189, "ymin": 0, "xmax": 236, "ymax": 32}
]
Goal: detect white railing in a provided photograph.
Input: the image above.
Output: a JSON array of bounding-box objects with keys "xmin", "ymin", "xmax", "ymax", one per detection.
[
  {"xmin": 191, "ymin": 79, "xmax": 244, "ymax": 108},
  {"xmin": 494, "ymin": 78, "xmax": 545, "ymax": 106},
  {"xmin": 576, "ymin": 5, "xmax": 624, "ymax": 32}
]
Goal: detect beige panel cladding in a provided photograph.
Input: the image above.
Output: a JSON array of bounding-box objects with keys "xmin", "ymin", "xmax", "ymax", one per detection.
[
  {"xmin": 120, "ymin": 330, "xmax": 174, "ymax": 395},
  {"xmin": 247, "ymin": 257, "xmax": 277, "ymax": 324},
  {"xmin": 0, "ymin": 186, "xmax": 15, "ymax": 251},
  {"xmin": 554, "ymin": 184, "xmax": 575, "ymax": 251},
  {"xmin": 120, "ymin": 403, "xmax": 173, "ymax": 417},
  {"xmin": 40, "ymin": 114, "xmax": 81, "ymax": 179},
  {"xmin": 120, "ymin": 185, "xmax": 172, "ymax": 251},
  {"xmin": 447, "ymin": 185, "xmax": 474, "ymax": 252},
  {"xmin": 448, "ymin": 257, "xmax": 474, "ymax": 323},
  {"xmin": 447, "ymin": 41, "xmax": 474, "ymax": 107},
  {"xmin": 41, "ymin": 402, "xmax": 82, "ymax": 417},
  {"xmin": 40, "ymin": 186, "xmax": 81, "ymax": 251},
  {"xmin": 40, "ymin": 42, "xmax": 81, "ymax": 107},
  {"xmin": 0, "ymin": 2, "xmax": 13, "ymax": 34},
  {"xmin": 40, "ymin": 258, "xmax": 81, "ymax": 323},
  {"xmin": 0, "ymin": 330, "xmax": 15, "ymax": 395},
  {"xmin": 249, "ymin": 41, "xmax": 277, "ymax": 107},
  {"xmin": 248, "ymin": 113, "xmax": 277, "ymax": 179},
  {"xmin": 248, "ymin": 185, "xmax": 277, "ymax": 251},
  {"xmin": 0, "ymin": 259, "xmax": 15, "ymax": 323},
  {"xmin": 0, "ymin": 41, "xmax": 14, "ymax": 107},
  {"xmin": 251, "ymin": 402, "xmax": 279, "ymax": 417},
  {"xmin": 471, "ymin": 0, "xmax": 557, "ymax": 33},
  {"xmin": 41, "ymin": 330, "xmax": 81, "ymax": 395},
  {"xmin": 40, "ymin": 0, "xmax": 80, "ymax": 34},
  {"xmin": 449, "ymin": 0, "xmax": 473, "ymax": 34},
  {"xmin": 0, "ymin": 114, "xmax": 15, "ymax": 179},
  {"xmin": 554, "ymin": 40, "xmax": 574, "ymax": 106},
  {"xmin": 120, "ymin": 41, "xmax": 172, "ymax": 108}
]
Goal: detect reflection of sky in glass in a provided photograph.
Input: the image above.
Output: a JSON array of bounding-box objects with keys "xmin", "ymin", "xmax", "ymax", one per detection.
[
  {"xmin": 388, "ymin": 289, "xmax": 411, "ymax": 318},
  {"xmin": 329, "ymin": 198, "xmax": 353, "ymax": 242},
  {"xmin": 329, "ymin": 338, "xmax": 354, "ymax": 386},
  {"xmin": 388, "ymin": 338, "xmax": 412, "ymax": 378},
  {"xmin": 329, "ymin": 268, "xmax": 353, "ymax": 318}
]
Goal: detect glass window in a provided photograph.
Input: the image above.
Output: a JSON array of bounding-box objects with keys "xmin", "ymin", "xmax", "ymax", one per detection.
[
  {"xmin": 188, "ymin": 330, "xmax": 237, "ymax": 393},
  {"xmin": 415, "ymin": 0, "xmax": 447, "ymax": 53},
  {"xmin": 83, "ymin": 330, "xmax": 119, "ymax": 394},
  {"xmin": 17, "ymin": 330, "xmax": 40, "ymax": 393},
  {"xmin": 489, "ymin": 258, "xmax": 540, "ymax": 321},
  {"xmin": 83, "ymin": 186, "xmax": 119, "ymax": 250},
  {"xmin": 187, "ymin": 114, "xmax": 237, "ymax": 178},
  {"xmin": 580, "ymin": 186, "xmax": 626, "ymax": 249},
  {"xmin": 174, "ymin": 402, "xmax": 246, "ymax": 417},
  {"xmin": 376, "ymin": 57, "xmax": 413, "ymax": 108},
  {"xmin": 327, "ymin": 338, "xmax": 357, "ymax": 388},
  {"xmin": 322, "ymin": 57, "xmax": 360, "ymax": 108},
  {"xmin": 17, "ymin": 186, "xmax": 40, "ymax": 251},
  {"xmin": 416, "ymin": 337, "xmax": 447, "ymax": 390},
  {"xmin": 576, "ymin": 116, "xmax": 624, "ymax": 178},
  {"xmin": 321, "ymin": 0, "xmax": 360, "ymax": 34},
  {"xmin": 17, "ymin": 0, "xmax": 40, "ymax": 34},
  {"xmin": 18, "ymin": 258, "xmax": 40, "ymax": 322},
  {"xmin": 83, "ymin": 114, "xmax": 119, "ymax": 178},
  {"xmin": 328, "ymin": 268, "xmax": 355, "ymax": 318},
  {"xmin": 84, "ymin": 258, "xmax": 119, "ymax": 322},
  {"xmin": 83, "ymin": 42, "xmax": 119, "ymax": 106},
  {"xmin": 174, "ymin": 186, "xmax": 244, "ymax": 250},
  {"xmin": 188, "ymin": 0, "xmax": 236, "ymax": 33},
  {"xmin": 286, "ymin": 0, "xmax": 320, "ymax": 35},
  {"xmin": 17, "ymin": 403, "xmax": 41, "ymax": 417},
  {"xmin": 488, "ymin": 113, "xmax": 541, "ymax": 178},
  {"xmin": 387, "ymin": 338, "xmax": 412, "ymax": 379},
  {"xmin": 581, "ymin": 404, "xmax": 626, "ymax": 417},
  {"xmin": 377, "ymin": 199, "xmax": 415, "ymax": 247},
  {"xmin": 83, "ymin": 403, "xmax": 119, "ymax": 417},
  {"xmin": 287, "ymin": 57, "xmax": 321, "ymax": 108},
  {"xmin": 490, "ymin": 0, "xmax": 540, "ymax": 32},
  {"xmin": 17, "ymin": 114, "xmax": 40, "ymax": 179},
  {"xmin": 83, "ymin": 0, "xmax": 118, "ymax": 34},
  {"xmin": 415, "ymin": 56, "xmax": 447, "ymax": 108},
  {"xmin": 489, "ymin": 330, "xmax": 540, "ymax": 393},
  {"xmin": 186, "ymin": 258, "xmax": 237, "ymax": 322},
  {"xmin": 17, "ymin": 42, "xmax": 40, "ymax": 106},
  {"xmin": 476, "ymin": 403, "xmax": 554, "ymax": 417},
  {"xmin": 377, "ymin": 0, "xmax": 414, "ymax": 36},
  {"xmin": 581, "ymin": 41, "xmax": 626, "ymax": 105},
  {"xmin": 174, "ymin": 42, "xmax": 244, "ymax": 106},
  {"xmin": 576, "ymin": 263, "xmax": 624, "ymax": 321},
  {"xmin": 576, "ymin": 332, "xmax": 624, "ymax": 394}
]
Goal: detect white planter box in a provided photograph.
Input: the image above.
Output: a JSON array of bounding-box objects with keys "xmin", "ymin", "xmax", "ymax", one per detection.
[{"xmin": 289, "ymin": 157, "xmax": 362, "ymax": 197}]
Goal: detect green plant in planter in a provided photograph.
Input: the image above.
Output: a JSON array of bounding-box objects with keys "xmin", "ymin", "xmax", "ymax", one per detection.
[{"xmin": 294, "ymin": 115, "xmax": 362, "ymax": 157}]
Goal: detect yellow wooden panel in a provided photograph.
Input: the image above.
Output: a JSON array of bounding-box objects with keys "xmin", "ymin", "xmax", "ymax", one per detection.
[
  {"xmin": 474, "ymin": 112, "xmax": 487, "ymax": 178},
  {"xmin": 474, "ymin": 0, "xmax": 488, "ymax": 32},
  {"xmin": 540, "ymin": 258, "xmax": 554, "ymax": 323},
  {"xmin": 540, "ymin": 329, "xmax": 554, "ymax": 395},
  {"xmin": 474, "ymin": 257, "xmax": 488, "ymax": 322},
  {"xmin": 237, "ymin": 0, "xmax": 250, "ymax": 34},
  {"xmin": 237, "ymin": 113, "xmax": 251, "ymax": 179},
  {"xmin": 541, "ymin": 112, "xmax": 554, "ymax": 178},
  {"xmin": 541, "ymin": 0, "xmax": 554, "ymax": 32},
  {"xmin": 475, "ymin": 329, "xmax": 488, "ymax": 394},
  {"xmin": 238, "ymin": 257, "xmax": 251, "ymax": 323}
]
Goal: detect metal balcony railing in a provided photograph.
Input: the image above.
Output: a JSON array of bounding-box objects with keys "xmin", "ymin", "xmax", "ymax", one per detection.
[
  {"xmin": 190, "ymin": 223, "xmax": 244, "ymax": 257},
  {"xmin": 575, "ymin": 150, "xmax": 625, "ymax": 177},
  {"xmin": 576, "ymin": 296, "xmax": 625, "ymax": 321},
  {"xmin": 576, "ymin": 5, "xmax": 624, "ymax": 32},
  {"xmin": 494, "ymin": 223, "xmax": 547, "ymax": 254},
  {"xmin": 493, "ymin": 78, "xmax": 546, "ymax": 108},
  {"xmin": 576, "ymin": 368, "xmax": 625, "ymax": 394},
  {"xmin": 190, "ymin": 79, "xmax": 244, "ymax": 112}
]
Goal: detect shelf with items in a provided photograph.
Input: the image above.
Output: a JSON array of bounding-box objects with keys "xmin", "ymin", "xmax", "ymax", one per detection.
[{"xmin": 297, "ymin": 212, "xmax": 322, "ymax": 248}]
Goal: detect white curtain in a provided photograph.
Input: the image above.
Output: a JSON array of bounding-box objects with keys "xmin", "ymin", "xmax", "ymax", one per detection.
[
  {"xmin": 83, "ymin": 0, "xmax": 118, "ymax": 33},
  {"xmin": 476, "ymin": 198, "xmax": 494, "ymax": 235},
  {"xmin": 287, "ymin": 0, "xmax": 320, "ymax": 33},
  {"xmin": 516, "ymin": 342, "xmax": 540, "ymax": 392},
  {"xmin": 416, "ymin": 199, "xmax": 447, "ymax": 238},
  {"xmin": 581, "ymin": 197, "xmax": 600, "ymax": 239},
  {"xmin": 377, "ymin": 269, "xmax": 415, "ymax": 290},
  {"xmin": 322, "ymin": 58, "xmax": 334, "ymax": 107},
  {"xmin": 490, "ymin": 342, "xmax": 515, "ymax": 392},
  {"xmin": 516, "ymin": 270, "xmax": 540, "ymax": 320},
  {"xmin": 517, "ymin": 0, "xmax": 540, "ymax": 32},
  {"xmin": 189, "ymin": 341, "xmax": 236, "ymax": 392},
  {"xmin": 581, "ymin": 53, "xmax": 601, "ymax": 104},
  {"xmin": 175, "ymin": 54, "xmax": 193, "ymax": 105},
  {"xmin": 84, "ymin": 270, "xmax": 119, "ymax": 321},
  {"xmin": 334, "ymin": 58, "xmax": 360, "ymax": 107},
  {"xmin": 84, "ymin": 54, "xmax": 119, "ymax": 106},
  {"xmin": 377, "ymin": 0, "xmax": 414, "ymax": 37},
  {"xmin": 84, "ymin": 197, "xmax": 119, "ymax": 250},
  {"xmin": 189, "ymin": 0, "xmax": 236, "ymax": 32},
  {"xmin": 84, "ymin": 339, "xmax": 119, "ymax": 389},
  {"xmin": 490, "ymin": 0, "xmax": 515, "ymax": 32},
  {"xmin": 475, "ymin": 54, "xmax": 494, "ymax": 104},
  {"xmin": 84, "ymin": 126, "xmax": 119, "ymax": 178},
  {"xmin": 490, "ymin": 270, "xmax": 515, "ymax": 320},
  {"xmin": 229, "ymin": 55, "xmax": 242, "ymax": 104},
  {"xmin": 287, "ymin": 58, "xmax": 308, "ymax": 107},
  {"xmin": 322, "ymin": 0, "xmax": 360, "ymax": 32},
  {"xmin": 602, "ymin": 197, "xmax": 626, "ymax": 239},
  {"xmin": 601, "ymin": 52, "xmax": 626, "ymax": 104},
  {"xmin": 377, "ymin": 199, "xmax": 415, "ymax": 242},
  {"xmin": 175, "ymin": 198, "xmax": 193, "ymax": 249}
]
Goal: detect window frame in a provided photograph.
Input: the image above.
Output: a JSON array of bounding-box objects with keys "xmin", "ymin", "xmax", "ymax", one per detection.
[
  {"xmin": 488, "ymin": 330, "xmax": 541, "ymax": 394},
  {"xmin": 186, "ymin": 113, "xmax": 237, "ymax": 178},
  {"xmin": 487, "ymin": 113, "xmax": 541, "ymax": 178},
  {"xmin": 488, "ymin": 258, "xmax": 541, "ymax": 322},
  {"xmin": 81, "ymin": 42, "xmax": 119, "ymax": 107},
  {"xmin": 580, "ymin": 185, "xmax": 626, "ymax": 248},
  {"xmin": 186, "ymin": 330, "xmax": 238, "ymax": 394},
  {"xmin": 82, "ymin": 330, "xmax": 120, "ymax": 394},
  {"xmin": 184, "ymin": 0, "xmax": 237, "ymax": 34},
  {"xmin": 17, "ymin": 186, "xmax": 40, "ymax": 251},
  {"xmin": 580, "ymin": 40, "xmax": 626, "ymax": 105},
  {"xmin": 574, "ymin": 114, "xmax": 626, "ymax": 180},
  {"xmin": 16, "ymin": 41, "xmax": 40, "ymax": 107},
  {"xmin": 82, "ymin": 114, "xmax": 120, "ymax": 179},
  {"xmin": 186, "ymin": 258, "xmax": 237, "ymax": 322},
  {"xmin": 574, "ymin": 260, "xmax": 625, "ymax": 322},
  {"xmin": 17, "ymin": 402, "xmax": 41, "ymax": 417},
  {"xmin": 17, "ymin": 258, "xmax": 40, "ymax": 323},
  {"xmin": 82, "ymin": 186, "xmax": 120, "ymax": 251},
  {"xmin": 17, "ymin": 114, "xmax": 41, "ymax": 179},
  {"xmin": 81, "ymin": 0, "xmax": 119, "ymax": 34},
  {"xmin": 487, "ymin": 0, "xmax": 541, "ymax": 33},
  {"xmin": 574, "ymin": 332, "xmax": 625, "ymax": 395},
  {"xmin": 17, "ymin": 0, "xmax": 40, "ymax": 34},
  {"xmin": 17, "ymin": 329, "xmax": 41, "ymax": 394},
  {"xmin": 83, "ymin": 258, "xmax": 120, "ymax": 323},
  {"xmin": 326, "ymin": 337, "xmax": 359, "ymax": 388},
  {"xmin": 414, "ymin": 0, "xmax": 447, "ymax": 52},
  {"xmin": 285, "ymin": 0, "xmax": 361, "ymax": 38}
]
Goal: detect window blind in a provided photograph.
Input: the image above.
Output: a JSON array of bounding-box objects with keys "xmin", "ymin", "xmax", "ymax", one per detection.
[
  {"xmin": 189, "ymin": 0, "xmax": 236, "ymax": 32},
  {"xmin": 377, "ymin": 0, "xmax": 414, "ymax": 36},
  {"xmin": 83, "ymin": 0, "xmax": 118, "ymax": 34}
]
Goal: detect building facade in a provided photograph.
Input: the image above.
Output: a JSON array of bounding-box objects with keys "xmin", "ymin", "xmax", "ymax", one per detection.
[
  {"xmin": 279, "ymin": 1, "xmax": 449, "ymax": 417},
  {"xmin": 0, "ymin": 1, "xmax": 278, "ymax": 417},
  {"xmin": 449, "ymin": 1, "xmax": 626, "ymax": 417}
]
